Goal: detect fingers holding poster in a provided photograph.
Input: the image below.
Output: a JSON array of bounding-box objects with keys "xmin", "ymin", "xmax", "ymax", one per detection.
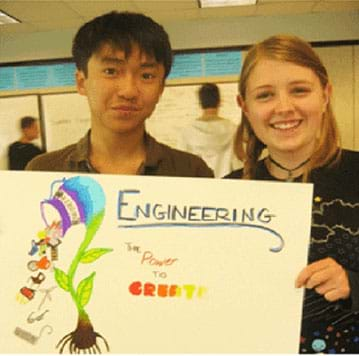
[{"xmin": 0, "ymin": 172, "xmax": 313, "ymax": 353}]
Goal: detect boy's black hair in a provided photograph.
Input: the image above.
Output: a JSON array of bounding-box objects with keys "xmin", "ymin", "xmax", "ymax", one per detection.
[
  {"xmin": 199, "ymin": 83, "xmax": 220, "ymax": 109},
  {"xmin": 20, "ymin": 116, "xmax": 37, "ymax": 129},
  {"xmin": 72, "ymin": 11, "xmax": 173, "ymax": 78}
]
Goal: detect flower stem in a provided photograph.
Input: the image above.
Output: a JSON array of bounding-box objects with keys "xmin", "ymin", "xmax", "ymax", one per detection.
[{"xmin": 66, "ymin": 211, "xmax": 104, "ymax": 313}]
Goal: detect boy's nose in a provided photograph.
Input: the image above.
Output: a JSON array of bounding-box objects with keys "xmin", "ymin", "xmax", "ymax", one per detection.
[{"xmin": 117, "ymin": 74, "xmax": 139, "ymax": 100}]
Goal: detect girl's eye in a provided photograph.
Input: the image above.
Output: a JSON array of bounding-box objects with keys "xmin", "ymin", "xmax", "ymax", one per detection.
[
  {"xmin": 291, "ymin": 86, "xmax": 311, "ymax": 95},
  {"xmin": 255, "ymin": 91, "xmax": 273, "ymax": 101}
]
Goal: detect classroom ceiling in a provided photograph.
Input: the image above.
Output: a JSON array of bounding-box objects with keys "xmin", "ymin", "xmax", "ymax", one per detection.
[{"xmin": 0, "ymin": 0, "xmax": 359, "ymax": 35}]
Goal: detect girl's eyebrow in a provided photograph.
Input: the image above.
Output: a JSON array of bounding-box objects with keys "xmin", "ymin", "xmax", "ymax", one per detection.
[
  {"xmin": 248, "ymin": 84, "xmax": 272, "ymax": 94},
  {"xmin": 250, "ymin": 80, "xmax": 314, "ymax": 92},
  {"xmin": 289, "ymin": 80, "xmax": 313, "ymax": 85}
]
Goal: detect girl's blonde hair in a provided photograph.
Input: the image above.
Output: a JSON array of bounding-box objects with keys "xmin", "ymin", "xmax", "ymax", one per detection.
[{"xmin": 235, "ymin": 34, "xmax": 341, "ymax": 180}]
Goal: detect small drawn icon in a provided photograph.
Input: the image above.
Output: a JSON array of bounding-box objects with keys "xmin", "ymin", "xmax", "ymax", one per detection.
[
  {"xmin": 37, "ymin": 286, "xmax": 57, "ymax": 310},
  {"xmin": 27, "ymin": 256, "xmax": 51, "ymax": 272},
  {"xmin": 28, "ymin": 272, "xmax": 46, "ymax": 288},
  {"xmin": 16, "ymin": 287, "xmax": 36, "ymax": 304},
  {"xmin": 14, "ymin": 325, "xmax": 53, "ymax": 345},
  {"xmin": 27, "ymin": 309, "xmax": 49, "ymax": 324}
]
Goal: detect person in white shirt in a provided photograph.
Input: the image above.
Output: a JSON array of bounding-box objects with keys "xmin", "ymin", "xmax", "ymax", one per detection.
[{"xmin": 178, "ymin": 83, "xmax": 237, "ymax": 177}]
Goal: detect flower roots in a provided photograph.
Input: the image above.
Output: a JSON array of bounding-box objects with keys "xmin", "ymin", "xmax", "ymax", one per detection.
[{"xmin": 56, "ymin": 318, "xmax": 109, "ymax": 354}]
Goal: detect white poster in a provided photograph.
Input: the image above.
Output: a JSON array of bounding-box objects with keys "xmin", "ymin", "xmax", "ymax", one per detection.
[{"xmin": 0, "ymin": 171, "xmax": 313, "ymax": 353}]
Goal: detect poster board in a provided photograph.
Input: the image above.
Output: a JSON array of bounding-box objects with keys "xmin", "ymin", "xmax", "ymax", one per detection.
[
  {"xmin": 0, "ymin": 172, "xmax": 313, "ymax": 353},
  {"xmin": 0, "ymin": 95, "xmax": 41, "ymax": 170}
]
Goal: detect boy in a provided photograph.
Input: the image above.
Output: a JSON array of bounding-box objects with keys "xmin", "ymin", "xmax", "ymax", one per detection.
[
  {"xmin": 177, "ymin": 83, "xmax": 237, "ymax": 177},
  {"xmin": 8, "ymin": 116, "xmax": 44, "ymax": 170},
  {"xmin": 27, "ymin": 11, "xmax": 213, "ymax": 177}
]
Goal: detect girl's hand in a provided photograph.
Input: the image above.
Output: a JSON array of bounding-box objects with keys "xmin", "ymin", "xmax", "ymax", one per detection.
[{"xmin": 295, "ymin": 257, "xmax": 350, "ymax": 302}]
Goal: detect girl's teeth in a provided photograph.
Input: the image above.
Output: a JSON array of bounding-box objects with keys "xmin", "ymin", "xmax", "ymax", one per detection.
[{"xmin": 273, "ymin": 121, "xmax": 299, "ymax": 129}]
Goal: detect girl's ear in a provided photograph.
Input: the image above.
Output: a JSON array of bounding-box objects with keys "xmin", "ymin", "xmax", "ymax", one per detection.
[
  {"xmin": 237, "ymin": 94, "xmax": 248, "ymax": 114},
  {"xmin": 323, "ymin": 83, "xmax": 332, "ymax": 111},
  {"xmin": 76, "ymin": 70, "xmax": 87, "ymax": 96}
]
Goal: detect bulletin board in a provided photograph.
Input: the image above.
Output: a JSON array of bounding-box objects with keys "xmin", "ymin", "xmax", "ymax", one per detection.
[
  {"xmin": 41, "ymin": 93, "xmax": 91, "ymax": 152},
  {"xmin": 1, "ymin": 49, "xmax": 243, "ymax": 155},
  {"xmin": 147, "ymin": 82, "xmax": 240, "ymax": 148},
  {"xmin": 40, "ymin": 82, "xmax": 240, "ymax": 152},
  {"xmin": 0, "ymin": 95, "xmax": 41, "ymax": 170}
]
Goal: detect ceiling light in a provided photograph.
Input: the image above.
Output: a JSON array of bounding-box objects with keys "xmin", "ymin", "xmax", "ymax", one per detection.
[
  {"xmin": 0, "ymin": 10, "xmax": 20, "ymax": 25},
  {"xmin": 199, "ymin": 0, "xmax": 257, "ymax": 7}
]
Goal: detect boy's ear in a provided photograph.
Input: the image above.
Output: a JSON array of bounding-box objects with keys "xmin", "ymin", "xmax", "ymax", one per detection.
[
  {"xmin": 76, "ymin": 70, "xmax": 87, "ymax": 96},
  {"xmin": 237, "ymin": 94, "xmax": 247, "ymax": 114},
  {"xmin": 159, "ymin": 81, "xmax": 165, "ymax": 96}
]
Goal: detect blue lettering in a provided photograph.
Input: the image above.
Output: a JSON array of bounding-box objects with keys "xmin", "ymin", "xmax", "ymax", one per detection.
[
  {"xmin": 188, "ymin": 206, "xmax": 201, "ymax": 221},
  {"xmin": 201, "ymin": 207, "xmax": 216, "ymax": 221},
  {"xmin": 117, "ymin": 190, "xmax": 140, "ymax": 221}
]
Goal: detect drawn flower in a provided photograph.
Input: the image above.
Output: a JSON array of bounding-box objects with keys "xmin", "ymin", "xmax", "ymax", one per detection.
[{"xmin": 41, "ymin": 176, "xmax": 106, "ymax": 235}]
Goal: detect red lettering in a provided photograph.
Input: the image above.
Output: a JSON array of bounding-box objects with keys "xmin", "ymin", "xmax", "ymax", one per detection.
[
  {"xmin": 144, "ymin": 282, "xmax": 156, "ymax": 296},
  {"xmin": 129, "ymin": 281, "xmax": 142, "ymax": 295},
  {"xmin": 141, "ymin": 251, "xmax": 178, "ymax": 266},
  {"xmin": 157, "ymin": 284, "xmax": 168, "ymax": 297},
  {"xmin": 169, "ymin": 285, "xmax": 178, "ymax": 297},
  {"xmin": 141, "ymin": 251, "xmax": 152, "ymax": 264},
  {"xmin": 128, "ymin": 281, "xmax": 205, "ymax": 299}
]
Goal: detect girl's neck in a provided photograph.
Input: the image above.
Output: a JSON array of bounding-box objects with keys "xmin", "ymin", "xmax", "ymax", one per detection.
[{"xmin": 266, "ymin": 150, "xmax": 312, "ymax": 181}]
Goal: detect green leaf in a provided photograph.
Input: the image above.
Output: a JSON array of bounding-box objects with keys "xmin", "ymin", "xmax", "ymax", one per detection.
[
  {"xmin": 80, "ymin": 248, "xmax": 113, "ymax": 264},
  {"xmin": 76, "ymin": 272, "xmax": 95, "ymax": 308},
  {"xmin": 54, "ymin": 267, "xmax": 70, "ymax": 292}
]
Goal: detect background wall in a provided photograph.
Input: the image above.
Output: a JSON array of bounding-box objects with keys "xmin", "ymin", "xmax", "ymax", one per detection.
[
  {"xmin": 316, "ymin": 45, "xmax": 358, "ymax": 150},
  {"xmin": 1, "ymin": 42, "xmax": 358, "ymax": 172},
  {"xmin": 355, "ymin": 45, "xmax": 359, "ymax": 151},
  {"xmin": 0, "ymin": 2, "xmax": 358, "ymax": 170},
  {"xmin": 1, "ymin": 11, "xmax": 359, "ymax": 63}
]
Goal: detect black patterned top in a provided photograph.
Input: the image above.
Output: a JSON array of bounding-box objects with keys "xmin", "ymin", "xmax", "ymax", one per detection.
[{"xmin": 226, "ymin": 149, "xmax": 359, "ymax": 354}]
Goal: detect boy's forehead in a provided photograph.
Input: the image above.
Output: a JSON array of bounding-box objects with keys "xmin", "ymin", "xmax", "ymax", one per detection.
[{"xmin": 94, "ymin": 42, "xmax": 157, "ymax": 62}]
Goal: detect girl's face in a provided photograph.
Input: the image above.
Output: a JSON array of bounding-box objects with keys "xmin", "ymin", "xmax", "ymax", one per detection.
[{"xmin": 238, "ymin": 59, "xmax": 330, "ymax": 161}]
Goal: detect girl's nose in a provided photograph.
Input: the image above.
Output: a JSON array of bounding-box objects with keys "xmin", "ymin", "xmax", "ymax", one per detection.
[{"xmin": 274, "ymin": 92, "xmax": 295, "ymax": 115}]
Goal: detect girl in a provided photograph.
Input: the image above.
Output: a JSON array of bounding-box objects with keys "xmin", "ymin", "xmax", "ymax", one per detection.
[{"xmin": 226, "ymin": 35, "xmax": 359, "ymax": 353}]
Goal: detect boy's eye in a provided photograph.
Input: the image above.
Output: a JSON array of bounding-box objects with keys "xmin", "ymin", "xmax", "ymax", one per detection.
[
  {"xmin": 142, "ymin": 72, "xmax": 155, "ymax": 80},
  {"xmin": 103, "ymin": 68, "xmax": 118, "ymax": 76}
]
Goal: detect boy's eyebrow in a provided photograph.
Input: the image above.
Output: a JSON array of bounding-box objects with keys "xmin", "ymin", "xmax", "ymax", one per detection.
[
  {"xmin": 100, "ymin": 56, "xmax": 126, "ymax": 65},
  {"xmin": 99, "ymin": 56, "xmax": 159, "ymax": 68},
  {"xmin": 140, "ymin": 61, "xmax": 159, "ymax": 68}
]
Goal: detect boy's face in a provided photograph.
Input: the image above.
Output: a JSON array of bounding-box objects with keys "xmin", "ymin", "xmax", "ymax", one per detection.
[
  {"xmin": 76, "ymin": 43, "xmax": 165, "ymax": 136},
  {"xmin": 24, "ymin": 121, "xmax": 40, "ymax": 141}
]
